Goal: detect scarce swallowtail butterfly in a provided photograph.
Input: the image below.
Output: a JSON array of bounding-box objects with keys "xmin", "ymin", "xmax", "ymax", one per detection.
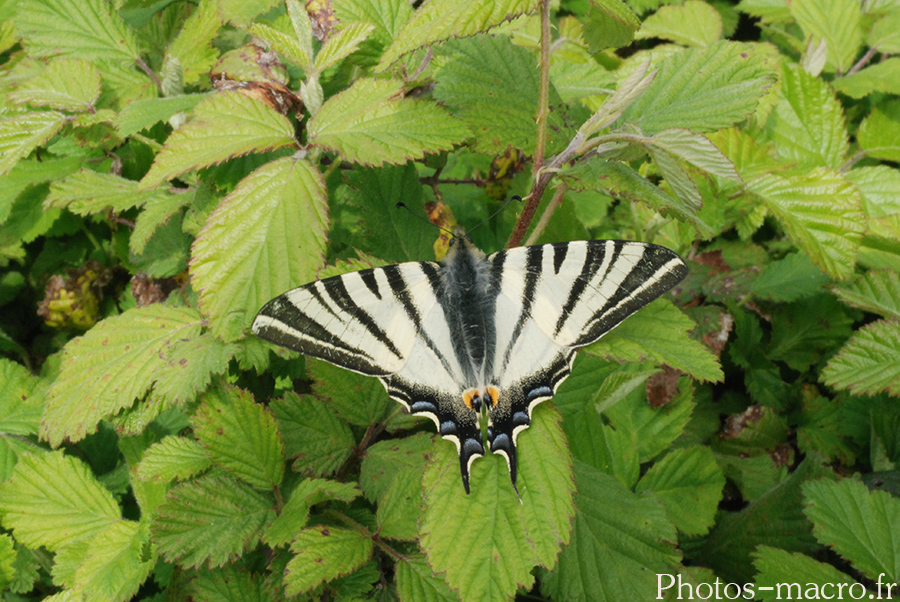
[{"xmin": 252, "ymin": 233, "xmax": 688, "ymax": 494}]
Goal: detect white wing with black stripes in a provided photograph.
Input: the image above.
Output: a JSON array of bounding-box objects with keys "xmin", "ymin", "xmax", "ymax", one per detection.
[{"xmin": 252, "ymin": 237, "xmax": 688, "ymax": 494}]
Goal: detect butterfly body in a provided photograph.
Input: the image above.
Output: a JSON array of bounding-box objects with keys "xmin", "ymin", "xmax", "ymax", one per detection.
[{"xmin": 253, "ymin": 235, "xmax": 687, "ymax": 493}]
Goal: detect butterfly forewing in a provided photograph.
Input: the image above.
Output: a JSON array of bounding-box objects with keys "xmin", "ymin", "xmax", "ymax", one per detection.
[{"xmin": 253, "ymin": 237, "xmax": 688, "ymax": 494}]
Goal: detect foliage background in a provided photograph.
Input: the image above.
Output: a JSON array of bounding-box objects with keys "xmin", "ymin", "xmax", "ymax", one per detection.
[{"xmin": 0, "ymin": 0, "xmax": 899, "ymax": 600}]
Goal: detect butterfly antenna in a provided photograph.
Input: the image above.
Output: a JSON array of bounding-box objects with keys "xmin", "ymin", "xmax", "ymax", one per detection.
[
  {"xmin": 468, "ymin": 195, "xmax": 524, "ymax": 234},
  {"xmin": 395, "ymin": 202, "xmax": 454, "ymax": 237}
]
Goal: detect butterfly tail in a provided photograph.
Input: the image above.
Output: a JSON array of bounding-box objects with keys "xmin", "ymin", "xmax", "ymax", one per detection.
[{"xmin": 459, "ymin": 436, "xmax": 485, "ymax": 494}]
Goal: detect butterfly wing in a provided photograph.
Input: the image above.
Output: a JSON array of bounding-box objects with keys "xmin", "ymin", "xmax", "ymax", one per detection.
[{"xmin": 485, "ymin": 240, "xmax": 688, "ymax": 487}]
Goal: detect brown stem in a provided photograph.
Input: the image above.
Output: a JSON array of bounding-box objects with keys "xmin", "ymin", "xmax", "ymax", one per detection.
[{"xmin": 135, "ymin": 57, "xmax": 163, "ymax": 94}]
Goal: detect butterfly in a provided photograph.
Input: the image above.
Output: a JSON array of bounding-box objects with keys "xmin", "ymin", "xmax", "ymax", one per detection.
[{"xmin": 252, "ymin": 234, "xmax": 687, "ymax": 494}]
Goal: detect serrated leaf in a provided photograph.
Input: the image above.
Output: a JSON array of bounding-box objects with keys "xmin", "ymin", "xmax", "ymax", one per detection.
[
  {"xmin": 190, "ymin": 564, "xmax": 272, "ymax": 602},
  {"xmin": 308, "ymin": 359, "xmax": 397, "ymax": 428},
  {"xmin": 766, "ymin": 64, "xmax": 848, "ymax": 170},
  {"xmin": 153, "ymin": 474, "xmax": 276, "ymax": 569},
  {"xmin": 821, "ymin": 319, "xmax": 900, "ymax": 396},
  {"xmin": 858, "ymin": 103, "xmax": 900, "ymax": 163},
  {"xmin": 789, "ymin": 0, "xmax": 862, "ymax": 74},
  {"xmin": 847, "ymin": 165, "xmax": 900, "ymax": 219},
  {"xmin": 540, "ymin": 462, "xmax": 680, "ymax": 601},
  {"xmin": 649, "ymin": 128, "xmax": 740, "ymax": 181},
  {"xmin": 396, "ymin": 553, "xmax": 457, "ymax": 602},
  {"xmin": 753, "ymin": 546, "xmax": 859, "ymax": 602},
  {"xmin": 834, "ymin": 58, "xmax": 900, "ymax": 99},
  {"xmin": 433, "ymin": 35, "xmax": 568, "ymax": 155},
  {"xmin": 15, "ymin": 0, "xmax": 141, "ymax": 62},
  {"xmin": 636, "ymin": 0, "xmax": 722, "ymax": 46},
  {"xmin": 622, "ymin": 41, "xmax": 774, "ymax": 134},
  {"xmin": 249, "ymin": 21, "xmax": 312, "ymax": 74},
  {"xmin": 130, "ymin": 192, "xmax": 189, "ymax": 255},
  {"xmin": 72, "ymin": 520, "xmax": 153, "ymax": 602},
  {"xmin": 0, "ymin": 111, "xmax": 68, "ymax": 176},
  {"xmin": 586, "ymin": 299, "xmax": 724, "ymax": 382},
  {"xmin": 136, "ymin": 436, "xmax": 212, "ymax": 482},
  {"xmin": 8, "ymin": 58, "xmax": 101, "ymax": 111},
  {"xmin": 141, "ymin": 91, "xmax": 297, "ymax": 188},
  {"xmin": 316, "ymin": 21, "xmax": 376, "ymax": 71},
  {"xmin": 0, "ymin": 359, "xmax": 45, "ymax": 436},
  {"xmin": 0, "ymin": 451, "xmax": 119, "ymax": 551},
  {"xmin": 832, "ymin": 270, "xmax": 900, "ymax": 319},
  {"xmin": 191, "ymin": 156, "xmax": 327, "ymax": 341},
  {"xmin": 263, "ymin": 478, "xmax": 360, "ymax": 547},
  {"xmin": 0, "ymin": 534, "xmax": 13, "ymax": 591},
  {"xmin": 150, "ymin": 333, "xmax": 236, "ymax": 405},
  {"xmin": 748, "ymin": 168, "xmax": 865, "ymax": 280},
  {"xmin": 582, "ymin": 0, "xmax": 640, "ymax": 53},
  {"xmin": 420, "ymin": 405, "xmax": 574, "ymax": 602},
  {"xmin": 750, "ymin": 253, "xmax": 830, "ymax": 302},
  {"xmin": 270, "ymin": 393, "xmax": 356, "ymax": 477},
  {"xmin": 192, "ymin": 386, "xmax": 284, "ymax": 490},
  {"xmin": 636, "ymin": 445, "xmax": 725, "ymax": 535},
  {"xmin": 869, "ymin": 10, "xmax": 900, "ymax": 52},
  {"xmin": 309, "ymin": 78, "xmax": 468, "ymax": 165},
  {"xmin": 41, "ymin": 305, "xmax": 205, "ymax": 446},
  {"xmin": 284, "ymin": 525, "xmax": 374, "ymax": 595},
  {"xmin": 45, "ymin": 169, "xmax": 166, "ymax": 216},
  {"xmin": 803, "ymin": 478, "xmax": 900, "ymax": 581},
  {"xmin": 377, "ymin": 0, "xmax": 539, "ymax": 69},
  {"xmin": 167, "ymin": 0, "xmax": 221, "ymax": 86},
  {"xmin": 767, "ymin": 295, "xmax": 853, "ymax": 372},
  {"xmin": 115, "ymin": 93, "xmax": 213, "ymax": 137}
]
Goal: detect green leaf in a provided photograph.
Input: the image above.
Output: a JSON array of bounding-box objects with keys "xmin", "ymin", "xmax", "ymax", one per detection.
[
  {"xmin": 395, "ymin": 553, "xmax": 458, "ymax": 602},
  {"xmin": 0, "ymin": 359, "xmax": 45, "ymax": 436},
  {"xmin": 765, "ymin": 64, "xmax": 848, "ymax": 170},
  {"xmin": 190, "ymin": 564, "xmax": 272, "ymax": 602},
  {"xmin": 114, "ymin": 93, "xmax": 213, "ymax": 137},
  {"xmin": 869, "ymin": 10, "xmax": 900, "ymax": 52},
  {"xmin": 750, "ymin": 253, "xmax": 830, "ymax": 302},
  {"xmin": 8, "ymin": 58, "xmax": 101, "ymax": 111},
  {"xmin": 540, "ymin": 462, "xmax": 680, "ymax": 601},
  {"xmin": 45, "ymin": 169, "xmax": 166, "ymax": 216},
  {"xmin": 377, "ymin": 0, "xmax": 539, "ymax": 69},
  {"xmin": 130, "ymin": 192, "xmax": 189, "ymax": 255},
  {"xmin": 586, "ymin": 299, "xmax": 724, "ymax": 383},
  {"xmin": 833, "ymin": 58, "xmax": 900, "ymax": 99},
  {"xmin": 803, "ymin": 478, "xmax": 900, "ymax": 581},
  {"xmin": 847, "ymin": 165, "xmax": 900, "ymax": 220},
  {"xmin": 308, "ymin": 359, "xmax": 398, "ymax": 428},
  {"xmin": 0, "ymin": 451, "xmax": 119, "ymax": 551},
  {"xmin": 0, "ymin": 111, "xmax": 68, "ymax": 176},
  {"xmin": 167, "ymin": 0, "xmax": 221, "ymax": 86},
  {"xmin": 0, "ymin": 534, "xmax": 13, "ymax": 591},
  {"xmin": 140, "ymin": 91, "xmax": 297, "ymax": 188},
  {"xmin": 753, "ymin": 546, "xmax": 859, "ymax": 602},
  {"xmin": 335, "ymin": 0, "xmax": 412, "ymax": 49},
  {"xmin": 191, "ymin": 156, "xmax": 328, "ymax": 342},
  {"xmin": 581, "ymin": 0, "xmax": 640, "ymax": 53},
  {"xmin": 41, "ymin": 305, "xmax": 205, "ymax": 446},
  {"xmin": 136, "ymin": 436, "xmax": 212, "ymax": 482},
  {"xmin": 15, "ymin": 0, "xmax": 141, "ymax": 62},
  {"xmin": 694, "ymin": 457, "xmax": 827, "ymax": 582},
  {"xmin": 308, "ymin": 78, "xmax": 468, "ymax": 165},
  {"xmin": 858, "ymin": 103, "xmax": 900, "ymax": 162},
  {"xmin": 797, "ymin": 395, "xmax": 858, "ymax": 465},
  {"xmin": 622, "ymin": 41, "xmax": 775, "ymax": 134},
  {"xmin": 420, "ymin": 404, "xmax": 574, "ymax": 602},
  {"xmin": 192, "ymin": 386, "xmax": 284, "ymax": 490},
  {"xmin": 263, "ymin": 478, "xmax": 360, "ymax": 547},
  {"xmin": 72, "ymin": 520, "xmax": 153, "ymax": 602},
  {"xmin": 748, "ymin": 168, "xmax": 865, "ymax": 280},
  {"xmin": 150, "ymin": 333, "xmax": 236, "ymax": 404},
  {"xmin": 767, "ymin": 295, "xmax": 853, "ymax": 372},
  {"xmin": 249, "ymin": 20, "xmax": 313, "ymax": 74},
  {"xmin": 433, "ymin": 35, "xmax": 566, "ymax": 155},
  {"xmin": 832, "ymin": 270, "xmax": 900, "ymax": 319},
  {"xmin": 153, "ymin": 474, "xmax": 276, "ymax": 569},
  {"xmin": 284, "ymin": 525, "xmax": 374, "ymax": 595},
  {"xmin": 636, "ymin": 0, "xmax": 723, "ymax": 46},
  {"xmin": 316, "ymin": 21, "xmax": 376, "ymax": 71},
  {"xmin": 270, "ymin": 393, "xmax": 356, "ymax": 478},
  {"xmin": 649, "ymin": 128, "xmax": 740, "ymax": 181},
  {"xmin": 789, "ymin": 0, "xmax": 862, "ymax": 74},
  {"xmin": 821, "ymin": 319, "xmax": 900, "ymax": 396},
  {"xmin": 636, "ymin": 445, "xmax": 725, "ymax": 535}
]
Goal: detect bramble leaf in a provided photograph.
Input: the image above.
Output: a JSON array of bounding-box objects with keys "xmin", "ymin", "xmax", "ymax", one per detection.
[
  {"xmin": 581, "ymin": 0, "xmax": 641, "ymax": 53},
  {"xmin": 750, "ymin": 253, "xmax": 830, "ymax": 302},
  {"xmin": 285, "ymin": 526, "xmax": 374, "ymax": 595},
  {"xmin": 832, "ymin": 58, "xmax": 900, "ymax": 99},
  {"xmin": 636, "ymin": 0, "xmax": 722, "ymax": 47},
  {"xmin": 316, "ymin": 21, "xmax": 376, "ymax": 71},
  {"xmin": 41, "ymin": 305, "xmax": 205, "ymax": 446},
  {"xmin": 831, "ymin": 270, "xmax": 900, "ymax": 319},
  {"xmin": 0, "ymin": 451, "xmax": 119, "ymax": 551},
  {"xmin": 192, "ymin": 386, "xmax": 285, "ymax": 490},
  {"xmin": 0, "ymin": 358, "xmax": 45, "ymax": 436},
  {"xmin": 821, "ymin": 320, "xmax": 900, "ymax": 396},
  {"xmin": 115, "ymin": 94, "xmax": 213, "ymax": 137},
  {"xmin": 789, "ymin": 0, "xmax": 862, "ymax": 74},
  {"xmin": 377, "ymin": 0, "xmax": 539, "ymax": 69},
  {"xmin": 8, "ymin": 58, "xmax": 101, "ymax": 112},
  {"xmin": 71, "ymin": 520, "xmax": 153, "ymax": 602},
  {"xmin": 191, "ymin": 156, "xmax": 328, "ymax": 342},
  {"xmin": 803, "ymin": 478, "xmax": 900, "ymax": 581},
  {"xmin": 395, "ymin": 553, "xmax": 457, "ymax": 602},
  {"xmin": 141, "ymin": 91, "xmax": 297, "ymax": 188},
  {"xmin": 857, "ymin": 104, "xmax": 900, "ymax": 163},
  {"xmin": 308, "ymin": 78, "xmax": 469, "ymax": 165},
  {"xmin": 167, "ymin": 0, "xmax": 222, "ymax": 86},
  {"xmin": 748, "ymin": 168, "xmax": 865, "ymax": 280},
  {"xmin": 149, "ymin": 333, "xmax": 236, "ymax": 405},
  {"xmin": 153, "ymin": 474, "xmax": 276, "ymax": 569},
  {"xmin": 45, "ymin": 169, "xmax": 167, "ymax": 216},
  {"xmin": 0, "ymin": 112, "xmax": 68, "ymax": 176},
  {"xmin": 136, "ymin": 436, "xmax": 212, "ymax": 483},
  {"xmin": 270, "ymin": 393, "xmax": 356, "ymax": 478},
  {"xmin": 753, "ymin": 546, "xmax": 859, "ymax": 601}
]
